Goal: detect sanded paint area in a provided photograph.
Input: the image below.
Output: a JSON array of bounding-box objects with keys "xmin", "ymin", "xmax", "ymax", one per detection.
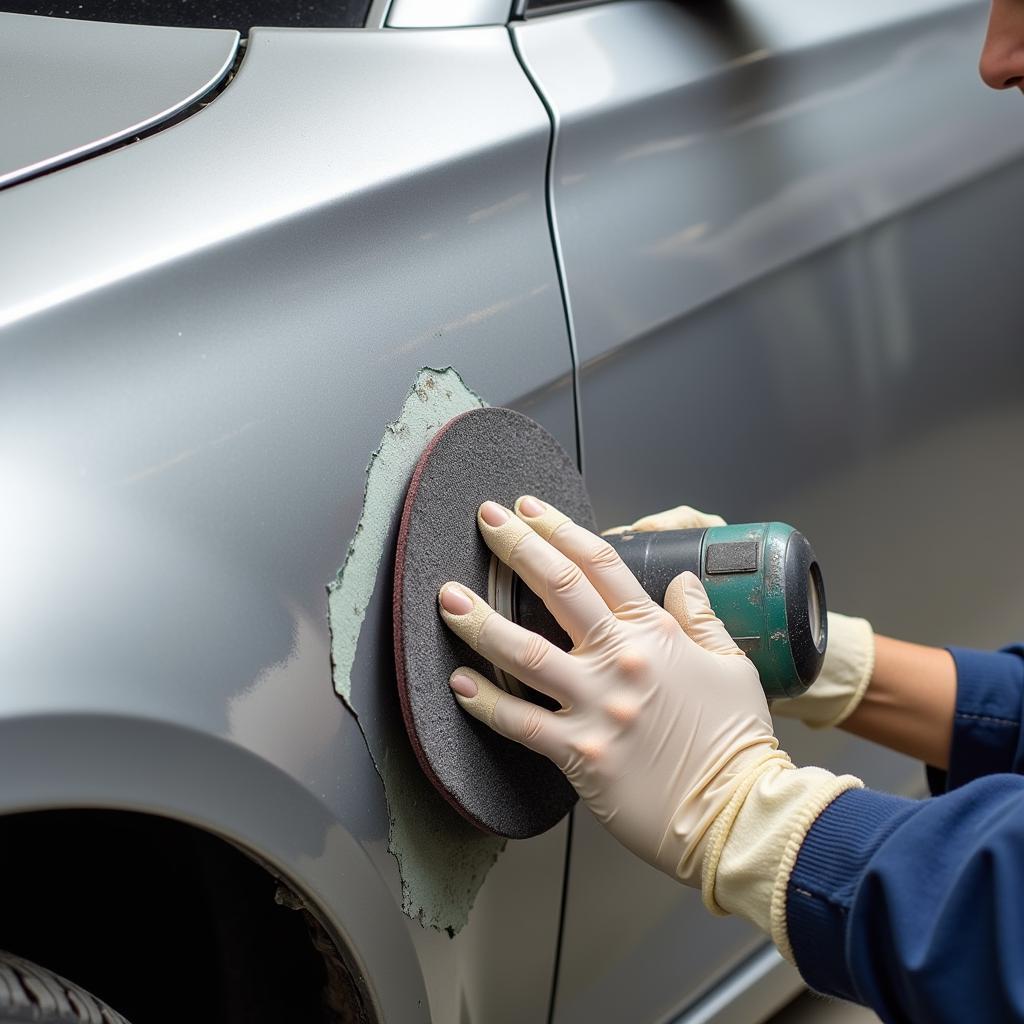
[{"xmin": 328, "ymin": 367, "xmax": 504, "ymax": 934}]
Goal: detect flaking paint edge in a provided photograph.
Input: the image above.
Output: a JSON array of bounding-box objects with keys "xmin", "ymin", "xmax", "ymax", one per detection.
[{"xmin": 327, "ymin": 367, "xmax": 505, "ymax": 934}]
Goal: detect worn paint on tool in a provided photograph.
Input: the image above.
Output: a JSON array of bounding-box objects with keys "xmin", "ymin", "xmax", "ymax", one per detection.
[{"xmin": 328, "ymin": 367, "xmax": 504, "ymax": 933}]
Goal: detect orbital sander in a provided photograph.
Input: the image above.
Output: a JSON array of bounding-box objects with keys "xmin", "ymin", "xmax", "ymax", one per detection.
[{"xmin": 393, "ymin": 407, "xmax": 827, "ymax": 840}]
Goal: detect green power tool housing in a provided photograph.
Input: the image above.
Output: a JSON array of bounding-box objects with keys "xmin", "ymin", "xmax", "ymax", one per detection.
[{"xmin": 506, "ymin": 522, "xmax": 826, "ymax": 700}]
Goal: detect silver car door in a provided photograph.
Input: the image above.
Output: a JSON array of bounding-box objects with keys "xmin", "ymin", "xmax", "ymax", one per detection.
[{"xmin": 513, "ymin": 1, "xmax": 1024, "ymax": 1021}]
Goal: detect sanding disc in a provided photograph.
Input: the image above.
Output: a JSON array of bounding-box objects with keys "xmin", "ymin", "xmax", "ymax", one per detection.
[{"xmin": 393, "ymin": 407, "xmax": 595, "ymax": 839}]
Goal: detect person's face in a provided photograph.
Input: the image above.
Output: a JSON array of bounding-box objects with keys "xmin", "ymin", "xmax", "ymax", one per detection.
[{"xmin": 980, "ymin": 0, "xmax": 1024, "ymax": 90}]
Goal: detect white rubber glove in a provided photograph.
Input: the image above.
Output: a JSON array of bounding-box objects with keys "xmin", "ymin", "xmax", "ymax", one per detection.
[
  {"xmin": 439, "ymin": 497, "xmax": 860, "ymax": 957},
  {"xmin": 603, "ymin": 504, "xmax": 727, "ymax": 535},
  {"xmin": 604, "ymin": 505, "xmax": 876, "ymax": 730}
]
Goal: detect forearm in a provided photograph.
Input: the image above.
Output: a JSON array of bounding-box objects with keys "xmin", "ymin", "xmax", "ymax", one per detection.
[
  {"xmin": 840, "ymin": 635, "xmax": 956, "ymax": 769},
  {"xmin": 786, "ymin": 777, "xmax": 1024, "ymax": 1020}
]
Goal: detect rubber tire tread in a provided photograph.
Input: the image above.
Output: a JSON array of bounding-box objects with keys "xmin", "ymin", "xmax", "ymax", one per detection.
[{"xmin": 0, "ymin": 952, "xmax": 129, "ymax": 1024}]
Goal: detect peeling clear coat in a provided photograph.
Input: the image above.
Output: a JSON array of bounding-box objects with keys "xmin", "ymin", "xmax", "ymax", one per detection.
[{"xmin": 328, "ymin": 367, "xmax": 504, "ymax": 933}]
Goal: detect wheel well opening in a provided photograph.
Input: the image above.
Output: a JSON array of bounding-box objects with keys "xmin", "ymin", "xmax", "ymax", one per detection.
[{"xmin": 0, "ymin": 810, "xmax": 370, "ymax": 1024}]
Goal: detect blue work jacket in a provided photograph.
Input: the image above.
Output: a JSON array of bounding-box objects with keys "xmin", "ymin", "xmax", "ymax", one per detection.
[{"xmin": 787, "ymin": 643, "xmax": 1024, "ymax": 1023}]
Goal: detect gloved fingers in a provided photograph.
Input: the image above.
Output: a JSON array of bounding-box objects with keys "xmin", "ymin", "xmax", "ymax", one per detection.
[
  {"xmin": 476, "ymin": 500, "xmax": 616, "ymax": 648},
  {"xmin": 448, "ymin": 666, "xmax": 567, "ymax": 762},
  {"xmin": 438, "ymin": 582, "xmax": 579, "ymax": 705},
  {"xmin": 603, "ymin": 505, "xmax": 727, "ymax": 536},
  {"xmin": 663, "ymin": 571, "xmax": 745, "ymax": 657},
  {"xmin": 514, "ymin": 495, "xmax": 652, "ymax": 615}
]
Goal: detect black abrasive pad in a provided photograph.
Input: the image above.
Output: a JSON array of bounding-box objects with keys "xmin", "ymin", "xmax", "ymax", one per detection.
[{"xmin": 393, "ymin": 407, "xmax": 595, "ymax": 839}]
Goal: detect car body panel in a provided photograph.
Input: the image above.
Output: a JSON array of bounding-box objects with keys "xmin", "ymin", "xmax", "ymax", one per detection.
[
  {"xmin": 515, "ymin": 2, "xmax": 1024, "ymax": 1021},
  {"xmin": 516, "ymin": 0, "xmax": 1023, "ymax": 382},
  {"xmin": 0, "ymin": 12, "xmax": 238, "ymax": 189},
  {"xmin": 0, "ymin": 24, "xmax": 574, "ymax": 1023}
]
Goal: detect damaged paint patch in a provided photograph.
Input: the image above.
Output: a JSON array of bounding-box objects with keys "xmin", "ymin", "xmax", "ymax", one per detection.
[
  {"xmin": 328, "ymin": 367, "xmax": 504, "ymax": 934},
  {"xmin": 383, "ymin": 749, "xmax": 505, "ymax": 937},
  {"xmin": 329, "ymin": 366, "xmax": 482, "ymax": 706}
]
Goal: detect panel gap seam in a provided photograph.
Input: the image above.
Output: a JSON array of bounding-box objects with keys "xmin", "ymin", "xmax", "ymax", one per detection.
[
  {"xmin": 509, "ymin": 25, "xmax": 585, "ymax": 477},
  {"xmin": 507, "ymin": 28, "xmax": 579, "ymax": 1024}
]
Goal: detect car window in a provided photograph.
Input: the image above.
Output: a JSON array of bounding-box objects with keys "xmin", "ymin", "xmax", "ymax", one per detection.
[{"xmin": 0, "ymin": 0, "xmax": 370, "ymax": 31}]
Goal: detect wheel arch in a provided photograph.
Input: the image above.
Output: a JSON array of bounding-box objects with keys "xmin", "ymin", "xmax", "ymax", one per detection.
[{"xmin": 0, "ymin": 711, "xmax": 428, "ymax": 1023}]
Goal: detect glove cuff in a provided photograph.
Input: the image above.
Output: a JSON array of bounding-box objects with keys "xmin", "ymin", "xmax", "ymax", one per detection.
[
  {"xmin": 815, "ymin": 613, "xmax": 875, "ymax": 729},
  {"xmin": 701, "ymin": 760, "xmax": 863, "ymax": 963},
  {"xmin": 699, "ymin": 751, "xmax": 792, "ymax": 914}
]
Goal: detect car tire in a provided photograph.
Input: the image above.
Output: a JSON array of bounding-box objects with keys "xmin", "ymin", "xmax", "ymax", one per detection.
[{"xmin": 0, "ymin": 952, "xmax": 129, "ymax": 1024}]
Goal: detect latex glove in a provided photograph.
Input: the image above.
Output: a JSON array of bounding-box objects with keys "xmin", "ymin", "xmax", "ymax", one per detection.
[
  {"xmin": 603, "ymin": 504, "xmax": 726, "ymax": 535},
  {"xmin": 603, "ymin": 505, "xmax": 876, "ymax": 730},
  {"xmin": 438, "ymin": 496, "xmax": 860, "ymax": 954}
]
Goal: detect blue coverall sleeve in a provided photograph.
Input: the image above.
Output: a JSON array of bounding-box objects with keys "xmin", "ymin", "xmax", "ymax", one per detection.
[
  {"xmin": 929, "ymin": 645, "xmax": 1024, "ymax": 793},
  {"xmin": 786, "ymin": 644, "xmax": 1024, "ymax": 1022}
]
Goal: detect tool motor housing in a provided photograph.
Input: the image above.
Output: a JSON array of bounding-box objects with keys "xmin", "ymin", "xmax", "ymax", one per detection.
[{"xmin": 509, "ymin": 522, "xmax": 826, "ymax": 700}]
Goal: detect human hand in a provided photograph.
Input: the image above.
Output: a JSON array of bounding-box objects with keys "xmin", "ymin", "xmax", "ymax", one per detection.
[{"xmin": 438, "ymin": 496, "xmax": 781, "ymax": 886}]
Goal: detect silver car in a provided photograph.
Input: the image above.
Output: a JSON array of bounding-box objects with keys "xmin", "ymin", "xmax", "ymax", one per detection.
[{"xmin": 3, "ymin": 0, "xmax": 1022, "ymax": 1021}]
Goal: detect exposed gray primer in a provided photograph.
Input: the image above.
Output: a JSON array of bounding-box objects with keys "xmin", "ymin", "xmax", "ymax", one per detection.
[
  {"xmin": 329, "ymin": 366, "xmax": 483, "ymax": 706},
  {"xmin": 328, "ymin": 367, "xmax": 504, "ymax": 934}
]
